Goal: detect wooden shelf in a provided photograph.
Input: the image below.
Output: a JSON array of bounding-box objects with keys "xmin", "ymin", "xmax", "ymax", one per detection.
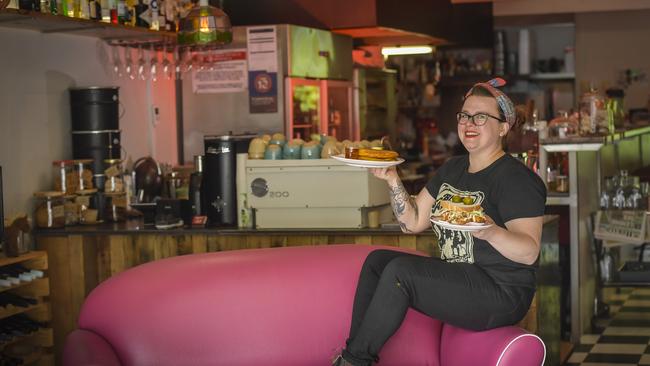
[
  {"xmin": 0, "ymin": 8, "xmax": 175, "ymax": 43},
  {"xmin": 0, "ymin": 278, "xmax": 49, "ymax": 295},
  {"xmin": 1, "ymin": 328, "xmax": 54, "ymax": 350},
  {"xmin": 0, "ymin": 302, "xmax": 46, "ymax": 321},
  {"xmin": 0, "ymin": 250, "xmax": 52, "ymax": 365},
  {"xmin": 0, "ymin": 251, "xmax": 47, "ymax": 268}
]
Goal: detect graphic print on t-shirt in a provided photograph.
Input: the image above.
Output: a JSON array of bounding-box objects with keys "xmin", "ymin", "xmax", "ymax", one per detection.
[{"xmin": 431, "ymin": 183, "xmax": 485, "ymax": 263}]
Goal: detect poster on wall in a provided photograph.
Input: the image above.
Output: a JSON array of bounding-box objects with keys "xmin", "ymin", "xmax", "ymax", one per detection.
[
  {"xmin": 192, "ymin": 49, "xmax": 248, "ymax": 94},
  {"xmin": 247, "ymin": 26, "xmax": 278, "ymax": 113}
]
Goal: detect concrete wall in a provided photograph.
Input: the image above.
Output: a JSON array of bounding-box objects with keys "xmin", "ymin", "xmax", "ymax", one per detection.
[
  {"xmin": 0, "ymin": 28, "xmax": 177, "ymax": 218},
  {"xmin": 575, "ymin": 10, "xmax": 650, "ymax": 109}
]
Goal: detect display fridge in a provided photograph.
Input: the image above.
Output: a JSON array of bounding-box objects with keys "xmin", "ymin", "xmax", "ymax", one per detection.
[{"xmin": 285, "ymin": 78, "xmax": 356, "ymax": 141}]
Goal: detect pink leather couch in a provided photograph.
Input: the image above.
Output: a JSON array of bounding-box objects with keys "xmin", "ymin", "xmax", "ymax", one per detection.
[{"xmin": 63, "ymin": 244, "xmax": 546, "ymax": 366}]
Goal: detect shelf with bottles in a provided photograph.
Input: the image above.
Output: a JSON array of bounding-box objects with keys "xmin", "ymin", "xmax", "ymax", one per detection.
[
  {"xmin": 0, "ymin": 8, "xmax": 175, "ymax": 42},
  {"xmin": 0, "ymin": 251, "xmax": 52, "ymax": 366},
  {"xmin": 0, "ymin": 1, "xmax": 231, "ymax": 52}
]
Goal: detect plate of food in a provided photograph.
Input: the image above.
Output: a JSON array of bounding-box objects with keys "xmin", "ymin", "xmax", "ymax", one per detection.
[
  {"xmin": 330, "ymin": 148, "xmax": 405, "ymax": 168},
  {"xmin": 430, "ymin": 196, "xmax": 493, "ymax": 232}
]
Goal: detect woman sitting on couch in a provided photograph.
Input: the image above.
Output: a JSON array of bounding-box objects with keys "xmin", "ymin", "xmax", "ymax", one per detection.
[{"xmin": 333, "ymin": 78, "xmax": 547, "ymax": 366}]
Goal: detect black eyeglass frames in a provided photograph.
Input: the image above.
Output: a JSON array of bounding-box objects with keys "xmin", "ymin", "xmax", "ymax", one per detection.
[{"xmin": 456, "ymin": 112, "xmax": 505, "ymax": 126}]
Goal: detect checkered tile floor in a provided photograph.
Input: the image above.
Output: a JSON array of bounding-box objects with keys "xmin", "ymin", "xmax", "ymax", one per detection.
[{"xmin": 566, "ymin": 288, "xmax": 650, "ymax": 365}]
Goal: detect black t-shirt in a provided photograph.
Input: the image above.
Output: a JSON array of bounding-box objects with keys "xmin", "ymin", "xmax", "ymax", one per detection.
[{"xmin": 425, "ymin": 154, "xmax": 547, "ymax": 288}]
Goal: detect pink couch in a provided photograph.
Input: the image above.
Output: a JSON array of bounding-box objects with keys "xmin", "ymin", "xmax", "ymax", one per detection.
[{"xmin": 63, "ymin": 244, "xmax": 545, "ymax": 366}]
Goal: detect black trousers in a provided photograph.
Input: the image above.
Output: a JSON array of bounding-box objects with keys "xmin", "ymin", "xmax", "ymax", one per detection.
[{"xmin": 342, "ymin": 249, "xmax": 534, "ymax": 366}]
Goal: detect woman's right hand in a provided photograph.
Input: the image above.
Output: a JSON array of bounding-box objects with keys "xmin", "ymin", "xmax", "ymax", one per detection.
[{"xmin": 369, "ymin": 166, "xmax": 399, "ymax": 184}]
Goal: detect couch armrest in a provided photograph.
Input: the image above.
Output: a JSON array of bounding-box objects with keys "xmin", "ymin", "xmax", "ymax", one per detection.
[
  {"xmin": 64, "ymin": 329, "xmax": 121, "ymax": 366},
  {"xmin": 439, "ymin": 325, "xmax": 545, "ymax": 366}
]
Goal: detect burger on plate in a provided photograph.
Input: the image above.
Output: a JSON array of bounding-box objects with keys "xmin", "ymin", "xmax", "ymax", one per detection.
[{"xmin": 434, "ymin": 195, "xmax": 487, "ymax": 225}]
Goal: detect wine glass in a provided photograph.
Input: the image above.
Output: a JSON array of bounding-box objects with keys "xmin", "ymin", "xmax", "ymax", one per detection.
[
  {"xmin": 149, "ymin": 44, "xmax": 159, "ymax": 82},
  {"xmin": 162, "ymin": 44, "xmax": 173, "ymax": 80},
  {"xmin": 174, "ymin": 47, "xmax": 184, "ymax": 79},
  {"xmin": 111, "ymin": 46, "xmax": 123, "ymax": 79},
  {"xmin": 136, "ymin": 45, "xmax": 149, "ymax": 81},
  {"xmin": 124, "ymin": 47, "xmax": 136, "ymax": 80}
]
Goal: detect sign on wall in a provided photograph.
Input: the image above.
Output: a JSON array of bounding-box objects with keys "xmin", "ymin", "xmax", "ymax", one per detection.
[
  {"xmin": 247, "ymin": 26, "xmax": 278, "ymax": 114},
  {"xmin": 192, "ymin": 49, "xmax": 248, "ymax": 94}
]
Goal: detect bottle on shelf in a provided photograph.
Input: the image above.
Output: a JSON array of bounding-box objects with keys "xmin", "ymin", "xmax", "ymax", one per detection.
[
  {"xmin": 116, "ymin": 0, "xmax": 126, "ymax": 24},
  {"xmin": 100, "ymin": 0, "xmax": 110, "ymax": 22},
  {"xmin": 149, "ymin": 0, "xmax": 159, "ymax": 30},
  {"xmin": 125, "ymin": 0, "xmax": 135, "ymax": 26},
  {"xmin": 109, "ymin": 0, "xmax": 118, "ymax": 24},
  {"xmin": 49, "ymin": 0, "xmax": 57, "ymax": 14},
  {"xmin": 78, "ymin": 0, "xmax": 89, "ymax": 19},
  {"xmin": 133, "ymin": 0, "xmax": 148, "ymax": 27},
  {"xmin": 88, "ymin": 0, "xmax": 100, "ymax": 20}
]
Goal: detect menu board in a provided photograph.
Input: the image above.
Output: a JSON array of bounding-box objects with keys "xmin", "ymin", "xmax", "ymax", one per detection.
[{"xmin": 595, "ymin": 210, "xmax": 648, "ymax": 245}]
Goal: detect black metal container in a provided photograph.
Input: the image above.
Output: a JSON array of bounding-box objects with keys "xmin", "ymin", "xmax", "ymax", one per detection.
[
  {"xmin": 69, "ymin": 87, "xmax": 120, "ymax": 131},
  {"xmin": 203, "ymin": 135, "xmax": 254, "ymax": 227}
]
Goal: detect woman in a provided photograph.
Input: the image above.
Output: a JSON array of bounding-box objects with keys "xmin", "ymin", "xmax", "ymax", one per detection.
[{"xmin": 332, "ymin": 78, "xmax": 546, "ymax": 366}]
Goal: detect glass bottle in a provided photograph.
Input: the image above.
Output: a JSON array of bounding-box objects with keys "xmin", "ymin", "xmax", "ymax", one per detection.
[
  {"xmin": 149, "ymin": 0, "xmax": 159, "ymax": 30},
  {"xmin": 109, "ymin": 0, "xmax": 118, "ymax": 24},
  {"xmin": 100, "ymin": 0, "xmax": 110, "ymax": 22},
  {"xmin": 117, "ymin": 0, "xmax": 126, "ymax": 23},
  {"xmin": 605, "ymin": 88, "xmax": 625, "ymax": 133}
]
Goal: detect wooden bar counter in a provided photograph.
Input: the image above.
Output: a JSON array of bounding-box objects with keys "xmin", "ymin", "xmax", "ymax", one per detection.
[{"xmin": 35, "ymin": 216, "xmax": 559, "ymax": 364}]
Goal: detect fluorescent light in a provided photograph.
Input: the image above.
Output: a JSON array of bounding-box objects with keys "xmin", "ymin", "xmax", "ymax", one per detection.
[{"xmin": 381, "ymin": 46, "xmax": 434, "ymax": 56}]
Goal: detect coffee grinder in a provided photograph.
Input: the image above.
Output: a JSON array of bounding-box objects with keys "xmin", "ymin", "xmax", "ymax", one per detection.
[{"xmin": 203, "ymin": 135, "xmax": 255, "ymax": 227}]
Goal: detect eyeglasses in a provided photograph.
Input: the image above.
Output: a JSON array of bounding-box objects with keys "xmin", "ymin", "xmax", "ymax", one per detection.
[{"xmin": 456, "ymin": 112, "xmax": 505, "ymax": 126}]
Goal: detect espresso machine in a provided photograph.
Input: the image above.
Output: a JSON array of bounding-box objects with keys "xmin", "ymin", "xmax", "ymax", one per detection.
[{"xmin": 203, "ymin": 135, "xmax": 255, "ymax": 227}]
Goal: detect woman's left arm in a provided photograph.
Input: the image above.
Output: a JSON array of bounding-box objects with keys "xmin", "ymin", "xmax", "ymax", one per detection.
[{"xmin": 472, "ymin": 216, "xmax": 543, "ymax": 266}]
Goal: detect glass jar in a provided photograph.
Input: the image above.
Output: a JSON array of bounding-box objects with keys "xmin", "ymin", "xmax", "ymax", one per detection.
[
  {"xmin": 104, "ymin": 192, "xmax": 127, "ymax": 222},
  {"xmin": 63, "ymin": 194, "xmax": 79, "ymax": 226},
  {"xmin": 33, "ymin": 191, "xmax": 65, "ymax": 229},
  {"xmin": 76, "ymin": 189, "xmax": 98, "ymax": 224},
  {"xmin": 72, "ymin": 159, "xmax": 95, "ymax": 192},
  {"xmin": 53, "ymin": 160, "xmax": 74, "ymax": 193},
  {"xmin": 549, "ymin": 111, "xmax": 579, "ymax": 139},
  {"xmin": 104, "ymin": 159, "xmax": 124, "ymax": 193},
  {"xmin": 579, "ymin": 88, "xmax": 607, "ymax": 135},
  {"xmin": 556, "ymin": 175, "xmax": 569, "ymax": 193}
]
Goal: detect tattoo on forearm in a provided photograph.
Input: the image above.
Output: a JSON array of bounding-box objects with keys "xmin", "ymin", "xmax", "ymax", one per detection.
[{"xmin": 389, "ymin": 182, "xmax": 419, "ymax": 232}]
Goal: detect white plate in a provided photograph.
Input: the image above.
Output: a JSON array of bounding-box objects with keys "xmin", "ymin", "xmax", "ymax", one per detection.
[
  {"xmin": 430, "ymin": 217, "xmax": 493, "ymax": 232},
  {"xmin": 330, "ymin": 154, "xmax": 405, "ymax": 168}
]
